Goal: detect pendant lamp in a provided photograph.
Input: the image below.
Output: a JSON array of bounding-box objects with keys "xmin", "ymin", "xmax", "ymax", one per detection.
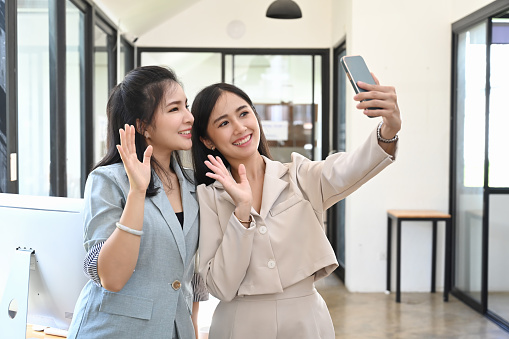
[{"xmin": 266, "ymin": 0, "xmax": 302, "ymax": 19}]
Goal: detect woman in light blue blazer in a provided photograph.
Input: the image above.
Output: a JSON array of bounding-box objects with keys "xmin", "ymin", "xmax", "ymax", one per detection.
[{"xmin": 67, "ymin": 66, "xmax": 206, "ymax": 339}]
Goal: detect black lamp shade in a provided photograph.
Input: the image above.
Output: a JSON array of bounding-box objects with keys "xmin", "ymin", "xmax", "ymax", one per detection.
[{"xmin": 266, "ymin": 0, "xmax": 302, "ymax": 19}]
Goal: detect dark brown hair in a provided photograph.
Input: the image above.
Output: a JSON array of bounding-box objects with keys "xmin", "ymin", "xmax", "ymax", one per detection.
[
  {"xmin": 191, "ymin": 83, "xmax": 272, "ymax": 186},
  {"xmin": 94, "ymin": 65, "xmax": 191, "ymax": 195}
]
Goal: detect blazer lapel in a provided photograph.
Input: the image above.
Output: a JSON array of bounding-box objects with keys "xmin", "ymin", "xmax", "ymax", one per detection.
[
  {"xmin": 149, "ymin": 171, "xmax": 187, "ymax": 264},
  {"xmin": 259, "ymin": 156, "xmax": 289, "ymax": 219}
]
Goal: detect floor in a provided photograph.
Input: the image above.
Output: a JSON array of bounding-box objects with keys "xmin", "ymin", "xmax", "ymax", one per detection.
[
  {"xmin": 197, "ymin": 274, "xmax": 509, "ymax": 339},
  {"xmin": 487, "ymin": 293, "xmax": 509, "ymax": 322},
  {"xmin": 316, "ymin": 274, "xmax": 509, "ymax": 339},
  {"xmin": 465, "ymin": 291, "xmax": 509, "ymax": 325}
]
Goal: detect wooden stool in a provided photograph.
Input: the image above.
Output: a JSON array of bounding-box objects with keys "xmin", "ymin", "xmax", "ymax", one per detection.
[{"xmin": 386, "ymin": 210, "xmax": 452, "ymax": 303}]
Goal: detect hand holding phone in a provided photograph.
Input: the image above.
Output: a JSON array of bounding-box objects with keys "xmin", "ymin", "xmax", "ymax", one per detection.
[{"xmin": 340, "ymin": 55, "xmax": 380, "ymax": 115}]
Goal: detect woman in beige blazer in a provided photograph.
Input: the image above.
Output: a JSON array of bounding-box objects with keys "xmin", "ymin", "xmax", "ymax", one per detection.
[{"xmin": 191, "ymin": 79, "xmax": 400, "ymax": 338}]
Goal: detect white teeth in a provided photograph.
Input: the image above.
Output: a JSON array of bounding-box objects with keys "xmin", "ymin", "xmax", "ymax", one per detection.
[
  {"xmin": 179, "ymin": 130, "xmax": 191, "ymax": 135},
  {"xmin": 233, "ymin": 135, "xmax": 251, "ymax": 146}
]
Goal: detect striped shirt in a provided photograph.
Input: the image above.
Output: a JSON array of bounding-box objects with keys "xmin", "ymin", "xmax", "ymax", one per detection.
[{"xmin": 83, "ymin": 242, "xmax": 209, "ymax": 302}]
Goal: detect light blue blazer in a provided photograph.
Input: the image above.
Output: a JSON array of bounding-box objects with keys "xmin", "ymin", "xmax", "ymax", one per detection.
[{"xmin": 67, "ymin": 159, "xmax": 199, "ymax": 339}]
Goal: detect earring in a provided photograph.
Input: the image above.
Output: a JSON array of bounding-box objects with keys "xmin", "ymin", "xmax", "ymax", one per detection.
[{"xmin": 211, "ymin": 146, "xmax": 215, "ymax": 151}]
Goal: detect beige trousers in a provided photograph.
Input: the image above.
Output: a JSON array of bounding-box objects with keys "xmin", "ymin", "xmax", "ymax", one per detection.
[{"xmin": 208, "ymin": 276, "xmax": 335, "ymax": 339}]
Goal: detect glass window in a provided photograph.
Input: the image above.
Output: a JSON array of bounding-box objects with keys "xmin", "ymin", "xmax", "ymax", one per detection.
[
  {"xmin": 0, "ymin": 0, "xmax": 6, "ymax": 193},
  {"xmin": 65, "ymin": 0, "xmax": 83, "ymax": 198},
  {"xmin": 93, "ymin": 25, "xmax": 110, "ymax": 165},
  {"xmin": 17, "ymin": 0, "xmax": 51, "ymax": 196},
  {"xmin": 459, "ymin": 24, "xmax": 487, "ymax": 188},
  {"xmin": 454, "ymin": 22, "xmax": 487, "ymax": 303},
  {"xmin": 488, "ymin": 194, "xmax": 509, "ymax": 322},
  {"xmin": 230, "ymin": 55, "xmax": 319, "ymax": 162},
  {"xmin": 488, "ymin": 18, "xmax": 509, "ymax": 188},
  {"xmin": 487, "ymin": 15, "xmax": 509, "ymax": 323}
]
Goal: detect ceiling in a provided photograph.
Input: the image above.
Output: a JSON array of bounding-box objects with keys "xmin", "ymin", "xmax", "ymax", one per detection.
[{"xmin": 94, "ymin": 0, "xmax": 202, "ymax": 38}]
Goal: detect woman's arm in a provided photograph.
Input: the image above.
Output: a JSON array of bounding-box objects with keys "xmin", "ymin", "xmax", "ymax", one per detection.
[
  {"xmin": 289, "ymin": 74, "xmax": 400, "ymax": 212},
  {"xmin": 97, "ymin": 189, "xmax": 146, "ymax": 292},
  {"xmin": 197, "ymin": 185, "xmax": 256, "ymax": 302},
  {"xmin": 290, "ymin": 129, "xmax": 395, "ymax": 215},
  {"xmin": 192, "ymin": 302, "xmax": 199, "ymax": 339},
  {"xmin": 97, "ymin": 125, "xmax": 153, "ymax": 292},
  {"xmin": 355, "ymin": 74, "xmax": 401, "ymax": 158}
]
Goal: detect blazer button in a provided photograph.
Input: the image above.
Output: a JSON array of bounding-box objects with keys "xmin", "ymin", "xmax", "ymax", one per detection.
[
  {"xmin": 267, "ymin": 259, "xmax": 276, "ymax": 269},
  {"xmin": 171, "ymin": 280, "xmax": 181, "ymax": 290},
  {"xmin": 259, "ymin": 226, "xmax": 268, "ymax": 235}
]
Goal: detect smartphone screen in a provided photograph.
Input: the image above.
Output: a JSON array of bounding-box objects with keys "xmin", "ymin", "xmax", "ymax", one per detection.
[{"xmin": 340, "ymin": 55, "xmax": 379, "ymax": 113}]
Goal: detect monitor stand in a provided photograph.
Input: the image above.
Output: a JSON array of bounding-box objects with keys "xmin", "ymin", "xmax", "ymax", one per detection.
[{"xmin": 0, "ymin": 247, "xmax": 35, "ymax": 339}]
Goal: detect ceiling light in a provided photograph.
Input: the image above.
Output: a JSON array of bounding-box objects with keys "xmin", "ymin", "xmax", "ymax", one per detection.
[{"xmin": 266, "ymin": 0, "xmax": 302, "ymax": 19}]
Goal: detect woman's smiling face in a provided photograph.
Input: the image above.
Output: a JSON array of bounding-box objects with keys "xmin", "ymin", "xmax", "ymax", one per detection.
[
  {"xmin": 144, "ymin": 83, "xmax": 194, "ymax": 156},
  {"xmin": 202, "ymin": 91, "xmax": 261, "ymax": 162}
]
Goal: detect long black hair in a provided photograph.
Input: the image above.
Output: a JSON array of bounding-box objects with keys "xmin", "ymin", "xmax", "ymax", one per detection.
[
  {"xmin": 94, "ymin": 65, "xmax": 192, "ymax": 196},
  {"xmin": 191, "ymin": 83, "xmax": 272, "ymax": 186}
]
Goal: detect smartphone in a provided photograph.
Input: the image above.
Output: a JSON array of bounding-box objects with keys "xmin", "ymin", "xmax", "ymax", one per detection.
[{"xmin": 340, "ymin": 55, "xmax": 380, "ymax": 114}]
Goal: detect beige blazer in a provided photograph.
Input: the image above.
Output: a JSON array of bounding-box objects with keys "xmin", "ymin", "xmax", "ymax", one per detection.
[{"xmin": 198, "ymin": 129, "xmax": 396, "ymax": 302}]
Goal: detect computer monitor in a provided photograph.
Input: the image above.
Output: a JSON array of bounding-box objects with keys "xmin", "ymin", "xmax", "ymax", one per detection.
[{"xmin": 0, "ymin": 193, "xmax": 89, "ymax": 331}]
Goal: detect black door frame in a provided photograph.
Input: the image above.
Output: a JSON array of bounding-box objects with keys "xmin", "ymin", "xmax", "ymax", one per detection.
[{"xmin": 450, "ymin": 0, "xmax": 509, "ymax": 333}]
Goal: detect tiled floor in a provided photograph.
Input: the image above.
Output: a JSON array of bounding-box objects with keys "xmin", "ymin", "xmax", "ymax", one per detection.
[
  {"xmin": 316, "ymin": 274, "xmax": 509, "ymax": 339},
  {"xmin": 197, "ymin": 274, "xmax": 509, "ymax": 338}
]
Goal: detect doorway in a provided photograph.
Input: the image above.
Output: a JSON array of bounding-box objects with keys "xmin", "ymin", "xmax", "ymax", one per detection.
[{"xmin": 451, "ymin": 2, "xmax": 509, "ymax": 332}]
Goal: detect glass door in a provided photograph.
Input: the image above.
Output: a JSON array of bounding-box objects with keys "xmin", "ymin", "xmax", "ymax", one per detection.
[
  {"xmin": 486, "ymin": 14, "xmax": 509, "ymax": 325},
  {"xmin": 453, "ymin": 21, "xmax": 486, "ymax": 305},
  {"xmin": 452, "ymin": 6, "xmax": 509, "ymax": 332}
]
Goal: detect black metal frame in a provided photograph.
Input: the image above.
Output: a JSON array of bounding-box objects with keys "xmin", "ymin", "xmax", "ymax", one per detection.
[
  {"xmin": 120, "ymin": 36, "xmax": 135, "ymax": 75},
  {"xmin": 450, "ymin": 0, "xmax": 509, "ymax": 332},
  {"xmin": 49, "ymin": 0, "xmax": 67, "ymax": 197},
  {"xmin": 80, "ymin": 0, "xmax": 94, "ymax": 193},
  {"xmin": 328, "ymin": 42, "xmax": 346, "ymax": 282},
  {"xmin": 5, "ymin": 0, "xmax": 17, "ymax": 193}
]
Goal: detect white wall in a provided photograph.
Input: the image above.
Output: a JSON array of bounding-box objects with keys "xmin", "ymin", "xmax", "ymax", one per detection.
[
  {"xmin": 135, "ymin": 0, "xmax": 498, "ymax": 293},
  {"xmin": 331, "ymin": 0, "xmax": 495, "ymax": 292}
]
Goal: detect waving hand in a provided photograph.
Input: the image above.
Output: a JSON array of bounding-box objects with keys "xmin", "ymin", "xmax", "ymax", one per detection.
[
  {"xmin": 116, "ymin": 124, "xmax": 153, "ymax": 193},
  {"xmin": 204, "ymin": 155, "xmax": 253, "ymax": 216}
]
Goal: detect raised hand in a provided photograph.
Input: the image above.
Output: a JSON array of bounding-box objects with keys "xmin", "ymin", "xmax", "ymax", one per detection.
[
  {"xmin": 116, "ymin": 124, "xmax": 153, "ymax": 194},
  {"xmin": 355, "ymin": 73, "xmax": 401, "ymax": 138},
  {"xmin": 204, "ymin": 155, "xmax": 253, "ymax": 213}
]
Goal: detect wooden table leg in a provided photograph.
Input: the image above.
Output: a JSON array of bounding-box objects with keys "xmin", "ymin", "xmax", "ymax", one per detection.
[
  {"xmin": 396, "ymin": 218, "xmax": 402, "ymax": 303},
  {"xmin": 386, "ymin": 216, "xmax": 392, "ymax": 293},
  {"xmin": 444, "ymin": 219, "xmax": 451, "ymax": 302},
  {"xmin": 431, "ymin": 220, "xmax": 437, "ymax": 293}
]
